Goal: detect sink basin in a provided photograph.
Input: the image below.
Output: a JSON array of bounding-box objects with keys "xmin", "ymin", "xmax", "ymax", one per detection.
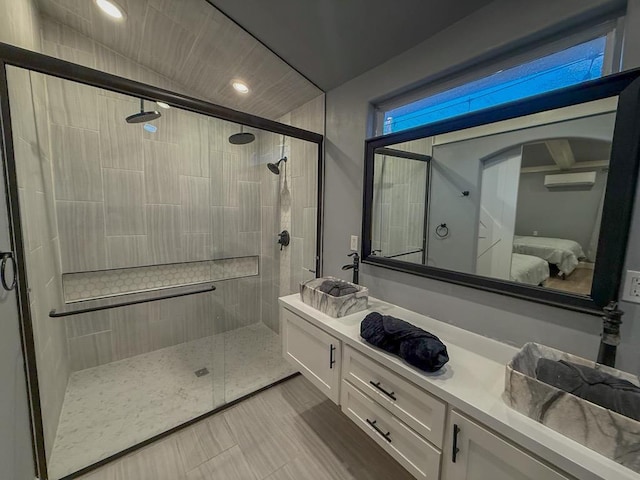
[
  {"xmin": 505, "ymin": 343, "xmax": 640, "ymax": 473},
  {"xmin": 300, "ymin": 276, "xmax": 368, "ymax": 318}
]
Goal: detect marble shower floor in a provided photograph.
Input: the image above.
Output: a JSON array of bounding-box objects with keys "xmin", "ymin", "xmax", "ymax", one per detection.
[{"xmin": 49, "ymin": 323, "xmax": 296, "ymax": 479}]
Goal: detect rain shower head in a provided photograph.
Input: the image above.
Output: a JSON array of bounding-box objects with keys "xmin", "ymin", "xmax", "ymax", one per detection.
[
  {"xmin": 229, "ymin": 125, "xmax": 255, "ymax": 145},
  {"xmin": 267, "ymin": 157, "xmax": 287, "ymax": 175},
  {"xmin": 126, "ymin": 99, "xmax": 161, "ymax": 124}
]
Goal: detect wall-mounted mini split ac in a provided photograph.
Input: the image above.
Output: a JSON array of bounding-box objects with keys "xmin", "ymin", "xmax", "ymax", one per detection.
[{"xmin": 543, "ymin": 171, "xmax": 596, "ymax": 188}]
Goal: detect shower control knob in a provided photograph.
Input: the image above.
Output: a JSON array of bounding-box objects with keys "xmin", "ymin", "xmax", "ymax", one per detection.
[{"xmin": 278, "ymin": 230, "xmax": 290, "ymax": 250}]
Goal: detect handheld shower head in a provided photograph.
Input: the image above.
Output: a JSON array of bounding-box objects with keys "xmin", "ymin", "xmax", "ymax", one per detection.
[
  {"xmin": 267, "ymin": 157, "xmax": 287, "ymax": 175},
  {"xmin": 229, "ymin": 125, "xmax": 255, "ymax": 144},
  {"xmin": 126, "ymin": 99, "xmax": 161, "ymax": 124}
]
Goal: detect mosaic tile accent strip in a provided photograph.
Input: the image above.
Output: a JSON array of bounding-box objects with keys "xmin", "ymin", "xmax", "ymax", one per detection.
[{"xmin": 63, "ymin": 256, "xmax": 259, "ymax": 303}]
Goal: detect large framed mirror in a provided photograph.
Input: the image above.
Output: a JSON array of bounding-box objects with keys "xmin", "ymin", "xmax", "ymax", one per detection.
[{"xmin": 362, "ymin": 70, "xmax": 640, "ymax": 314}]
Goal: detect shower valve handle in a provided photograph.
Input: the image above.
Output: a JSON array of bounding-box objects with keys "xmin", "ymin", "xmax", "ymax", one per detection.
[{"xmin": 278, "ymin": 230, "xmax": 290, "ymax": 250}]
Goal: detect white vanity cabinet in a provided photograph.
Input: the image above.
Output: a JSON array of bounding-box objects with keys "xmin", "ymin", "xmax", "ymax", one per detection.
[
  {"xmin": 441, "ymin": 410, "xmax": 571, "ymax": 480},
  {"xmin": 279, "ymin": 296, "xmax": 622, "ymax": 480},
  {"xmin": 281, "ymin": 307, "xmax": 342, "ymax": 403}
]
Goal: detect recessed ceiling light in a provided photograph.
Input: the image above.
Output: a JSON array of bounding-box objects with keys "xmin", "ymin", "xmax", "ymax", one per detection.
[
  {"xmin": 156, "ymin": 101, "xmax": 171, "ymax": 109},
  {"xmin": 232, "ymin": 81, "xmax": 249, "ymax": 94},
  {"xmin": 95, "ymin": 0, "xmax": 125, "ymax": 20}
]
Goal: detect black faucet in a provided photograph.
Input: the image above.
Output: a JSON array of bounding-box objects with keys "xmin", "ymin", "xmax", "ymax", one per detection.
[{"xmin": 341, "ymin": 252, "xmax": 359, "ymax": 284}]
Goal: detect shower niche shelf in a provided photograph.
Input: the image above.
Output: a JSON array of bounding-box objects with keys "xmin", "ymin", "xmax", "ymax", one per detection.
[{"xmin": 49, "ymin": 283, "xmax": 216, "ymax": 318}]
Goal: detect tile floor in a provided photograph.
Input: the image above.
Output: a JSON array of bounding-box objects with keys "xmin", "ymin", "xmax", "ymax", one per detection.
[
  {"xmin": 74, "ymin": 375, "xmax": 413, "ymax": 480},
  {"xmin": 49, "ymin": 323, "xmax": 296, "ymax": 479}
]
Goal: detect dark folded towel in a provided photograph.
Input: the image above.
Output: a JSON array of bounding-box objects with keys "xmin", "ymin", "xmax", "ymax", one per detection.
[
  {"xmin": 318, "ymin": 279, "xmax": 358, "ymax": 297},
  {"xmin": 360, "ymin": 312, "xmax": 449, "ymax": 372},
  {"xmin": 536, "ymin": 358, "xmax": 640, "ymax": 421}
]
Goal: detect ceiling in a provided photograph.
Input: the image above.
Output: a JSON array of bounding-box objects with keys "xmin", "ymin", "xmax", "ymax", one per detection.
[
  {"xmin": 35, "ymin": 0, "xmax": 322, "ymax": 119},
  {"xmin": 521, "ymin": 139, "xmax": 612, "ymax": 169},
  {"xmin": 207, "ymin": 0, "xmax": 494, "ymax": 91}
]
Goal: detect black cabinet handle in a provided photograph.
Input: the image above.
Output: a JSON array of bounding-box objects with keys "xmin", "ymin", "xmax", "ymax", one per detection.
[
  {"xmin": 366, "ymin": 419, "xmax": 392, "ymax": 443},
  {"xmin": 369, "ymin": 381, "xmax": 396, "ymax": 400},
  {"xmin": 452, "ymin": 424, "xmax": 461, "ymax": 463},
  {"xmin": 329, "ymin": 344, "xmax": 336, "ymax": 369},
  {"xmin": 0, "ymin": 251, "xmax": 16, "ymax": 291}
]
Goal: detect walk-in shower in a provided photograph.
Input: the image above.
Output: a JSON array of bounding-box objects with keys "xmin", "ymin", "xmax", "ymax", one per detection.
[{"xmin": 2, "ymin": 45, "xmax": 323, "ymax": 480}]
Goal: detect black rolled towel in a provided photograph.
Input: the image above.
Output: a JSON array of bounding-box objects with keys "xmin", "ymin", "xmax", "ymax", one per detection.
[
  {"xmin": 535, "ymin": 358, "xmax": 640, "ymax": 421},
  {"xmin": 360, "ymin": 312, "xmax": 449, "ymax": 372},
  {"xmin": 318, "ymin": 279, "xmax": 358, "ymax": 297}
]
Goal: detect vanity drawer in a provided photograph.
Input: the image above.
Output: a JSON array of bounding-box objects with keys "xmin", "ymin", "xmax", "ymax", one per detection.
[
  {"xmin": 343, "ymin": 346, "xmax": 446, "ymax": 447},
  {"xmin": 341, "ymin": 380, "xmax": 441, "ymax": 480}
]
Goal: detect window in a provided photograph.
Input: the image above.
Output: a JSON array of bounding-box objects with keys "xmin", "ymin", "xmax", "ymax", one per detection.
[{"xmin": 377, "ymin": 21, "xmax": 623, "ymax": 135}]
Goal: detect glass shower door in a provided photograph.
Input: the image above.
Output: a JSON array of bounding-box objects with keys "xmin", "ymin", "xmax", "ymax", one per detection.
[
  {"xmin": 5, "ymin": 59, "xmax": 322, "ymax": 479},
  {"xmin": 216, "ymin": 127, "xmax": 319, "ymax": 405},
  {"xmin": 5, "ymin": 67, "xmax": 225, "ymax": 478}
]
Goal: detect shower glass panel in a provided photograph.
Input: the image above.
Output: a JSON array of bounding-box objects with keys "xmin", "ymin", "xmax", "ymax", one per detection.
[
  {"xmin": 6, "ymin": 65, "xmax": 320, "ymax": 479},
  {"xmin": 218, "ymin": 129, "xmax": 319, "ymax": 403}
]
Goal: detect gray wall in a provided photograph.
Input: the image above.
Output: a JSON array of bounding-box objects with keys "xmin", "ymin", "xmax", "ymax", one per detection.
[
  {"xmin": 515, "ymin": 169, "xmax": 608, "ymax": 259},
  {"xmin": 324, "ymin": 0, "xmax": 640, "ymax": 375}
]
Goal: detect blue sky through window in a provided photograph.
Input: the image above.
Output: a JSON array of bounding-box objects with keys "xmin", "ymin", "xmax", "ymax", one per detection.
[{"xmin": 383, "ymin": 36, "xmax": 607, "ymax": 134}]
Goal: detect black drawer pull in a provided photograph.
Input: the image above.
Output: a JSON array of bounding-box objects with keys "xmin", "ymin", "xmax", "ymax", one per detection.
[
  {"xmin": 369, "ymin": 381, "xmax": 396, "ymax": 400},
  {"xmin": 452, "ymin": 424, "xmax": 461, "ymax": 462},
  {"xmin": 366, "ymin": 419, "xmax": 392, "ymax": 443},
  {"xmin": 329, "ymin": 344, "xmax": 336, "ymax": 369}
]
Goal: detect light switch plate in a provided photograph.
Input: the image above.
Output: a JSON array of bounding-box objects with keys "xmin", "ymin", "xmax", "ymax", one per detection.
[
  {"xmin": 621, "ymin": 270, "xmax": 640, "ymax": 303},
  {"xmin": 350, "ymin": 235, "xmax": 358, "ymax": 251}
]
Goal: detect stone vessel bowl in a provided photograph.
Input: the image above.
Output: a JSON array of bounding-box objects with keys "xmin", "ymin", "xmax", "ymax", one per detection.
[
  {"xmin": 300, "ymin": 276, "xmax": 368, "ymax": 318},
  {"xmin": 504, "ymin": 342, "xmax": 640, "ymax": 473}
]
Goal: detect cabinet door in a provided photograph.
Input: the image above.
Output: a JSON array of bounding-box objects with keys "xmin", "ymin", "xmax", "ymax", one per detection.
[
  {"xmin": 281, "ymin": 308, "xmax": 341, "ymax": 403},
  {"xmin": 442, "ymin": 410, "xmax": 570, "ymax": 480}
]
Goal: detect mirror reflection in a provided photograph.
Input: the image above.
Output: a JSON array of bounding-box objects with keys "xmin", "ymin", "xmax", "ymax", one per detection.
[{"xmin": 371, "ymin": 97, "xmax": 617, "ymax": 296}]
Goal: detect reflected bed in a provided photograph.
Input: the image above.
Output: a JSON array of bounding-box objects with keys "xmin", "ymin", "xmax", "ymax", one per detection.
[
  {"xmin": 510, "ymin": 253, "xmax": 550, "ymax": 286},
  {"xmin": 513, "ymin": 236, "xmax": 585, "ymax": 276}
]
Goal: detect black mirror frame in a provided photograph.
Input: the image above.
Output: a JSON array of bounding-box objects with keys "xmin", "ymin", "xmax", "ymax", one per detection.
[{"xmin": 362, "ymin": 69, "xmax": 640, "ymax": 315}]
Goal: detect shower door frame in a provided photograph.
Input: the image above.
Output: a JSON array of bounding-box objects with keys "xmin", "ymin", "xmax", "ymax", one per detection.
[{"xmin": 0, "ymin": 41, "xmax": 325, "ymax": 480}]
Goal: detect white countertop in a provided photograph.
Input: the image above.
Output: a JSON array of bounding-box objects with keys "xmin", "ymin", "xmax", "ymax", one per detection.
[{"xmin": 279, "ymin": 294, "xmax": 640, "ymax": 480}]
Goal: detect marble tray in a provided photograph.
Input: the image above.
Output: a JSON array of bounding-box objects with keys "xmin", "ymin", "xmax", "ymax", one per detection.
[
  {"xmin": 505, "ymin": 342, "xmax": 640, "ymax": 473},
  {"xmin": 299, "ymin": 277, "xmax": 368, "ymax": 318}
]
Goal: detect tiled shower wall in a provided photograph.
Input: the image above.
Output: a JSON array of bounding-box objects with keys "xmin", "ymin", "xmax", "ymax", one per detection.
[
  {"xmin": 2, "ymin": 0, "xmax": 69, "ymax": 459},
  {"xmin": 45, "ymin": 88, "xmax": 266, "ymax": 368}
]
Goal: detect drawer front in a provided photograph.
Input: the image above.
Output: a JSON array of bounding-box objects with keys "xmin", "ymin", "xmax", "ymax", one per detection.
[
  {"xmin": 281, "ymin": 308, "xmax": 341, "ymax": 404},
  {"xmin": 343, "ymin": 346, "xmax": 446, "ymax": 447},
  {"xmin": 341, "ymin": 381, "xmax": 441, "ymax": 480}
]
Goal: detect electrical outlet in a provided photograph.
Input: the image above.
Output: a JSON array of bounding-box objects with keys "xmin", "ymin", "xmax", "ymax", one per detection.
[
  {"xmin": 533, "ymin": 230, "xmax": 538, "ymax": 236},
  {"xmin": 350, "ymin": 235, "xmax": 358, "ymax": 251},
  {"xmin": 622, "ymin": 270, "xmax": 640, "ymax": 303}
]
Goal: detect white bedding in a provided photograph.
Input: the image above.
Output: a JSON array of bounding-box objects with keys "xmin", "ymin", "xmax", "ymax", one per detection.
[
  {"xmin": 510, "ymin": 253, "xmax": 550, "ymax": 286},
  {"xmin": 512, "ymin": 236, "xmax": 585, "ymax": 275}
]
